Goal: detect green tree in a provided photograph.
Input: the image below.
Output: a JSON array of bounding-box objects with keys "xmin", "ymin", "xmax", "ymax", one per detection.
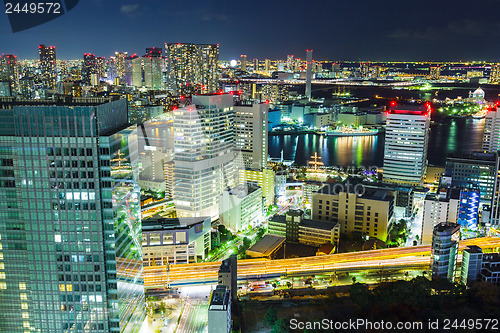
[
  {"xmin": 264, "ymin": 307, "xmax": 277, "ymax": 327},
  {"xmin": 272, "ymin": 318, "xmax": 290, "ymax": 333}
]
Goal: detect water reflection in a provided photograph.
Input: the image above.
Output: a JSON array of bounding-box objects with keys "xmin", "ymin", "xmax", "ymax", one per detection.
[{"xmin": 269, "ymin": 118, "xmax": 485, "ymax": 167}]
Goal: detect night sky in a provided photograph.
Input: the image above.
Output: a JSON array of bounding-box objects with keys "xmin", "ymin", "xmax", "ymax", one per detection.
[{"xmin": 1, "ymin": 0, "xmax": 500, "ymax": 61}]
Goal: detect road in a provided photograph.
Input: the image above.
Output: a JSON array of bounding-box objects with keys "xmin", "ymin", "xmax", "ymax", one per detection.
[{"xmin": 143, "ymin": 236, "xmax": 500, "ymax": 288}]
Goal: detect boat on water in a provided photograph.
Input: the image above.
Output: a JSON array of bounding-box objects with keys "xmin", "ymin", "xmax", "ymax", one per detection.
[{"xmin": 324, "ymin": 125, "xmax": 379, "ymax": 137}]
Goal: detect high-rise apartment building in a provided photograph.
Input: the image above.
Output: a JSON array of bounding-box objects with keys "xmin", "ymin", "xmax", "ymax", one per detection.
[
  {"xmin": 114, "ymin": 52, "xmax": 127, "ymax": 80},
  {"xmin": 429, "ymin": 66, "xmax": 441, "ymax": 80},
  {"xmin": 431, "ymin": 222, "xmax": 460, "ymax": 281},
  {"xmin": 382, "ymin": 103, "xmax": 431, "ymax": 186},
  {"xmin": 0, "ymin": 54, "xmax": 19, "ymax": 93},
  {"xmin": 39, "ymin": 44, "xmax": 57, "ymax": 89},
  {"xmin": 0, "ymin": 97, "xmax": 145, "ymax": 332},
  {"xmin": 198, "ymin": 44, "xmax": 219, "ymax": 94},
  {"xmin": 233, "ymin": 102, "xmax": 268, "ymax": 170},
  {"xmin": 240, "ymin": 54, "xmax": 247, "ymax": 71},
  {"xmin": 490, "ymin": 63, "xmax": 500, "ymax": 84},
  {"xmin": 124, "ymin": 54, "xmax": 142, "ymax": 88},
  {"xmin": 173, "ymin": 94, "xmax": 235, "ymax": 220},
  {"xmin": 82, "ymin": 53, "xmax": 97, "ymax": 85},
  {"xmin": 165, "ymin": 43, "xmax": 219, "ymax": 96},
  {"xmin": 287, "ymin": 55, "xmax": 294, "ymax": 72}
]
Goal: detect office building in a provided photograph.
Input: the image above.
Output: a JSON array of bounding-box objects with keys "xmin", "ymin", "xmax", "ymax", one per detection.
[
  {"xmin": 233, "ymin": 102, "xmax": 268, "ymax": 170},
  {"xmin": 445, "ymin": 152, "xmax": 496, "ymax": 201},
  {"xmin": 220, "ymin": 184, "xmax": 263, "ymax": 232},
  {"xmin": 253, "ymin": 58, "xmax": 259, "ymax": 72},
  {"xmin": 237, "ymin": 168, "xmax": 275, "ymax": 206},
  {"xmin": 483, "ymin": 106, "xmax": 500, "ymax": 153},
  {"xmin": 124, "ymin": 54, "xmax": 142, "ymax": 88},
  {"xmin": 39, "ymin": 44, "xmax": 57, "ymax": 89},
  {"xmin": 142, "ymin": 216, "xmax": 211, "ymax": 265},
  {"xmin": 0, "ymin": 97, "xmax": 145, "ymax": 332},
  {"xmin": 208, "ymin": 285, "xmax": 231, "ymax": 333},
  {"xmin": 421, "ymin": 187, "xmax": 460, "ymax": 245},
  {"xmin": 311, "ymin": 181, "xmax": 395, "ymax": 241},
  {"xmin": 240, "ymin": 54, "xmax": 247, "ymax": 71},
  {"xmin": 461, "ymin": 245, "xmax": 483, "ymax": 286},
  {"xmin": 143, "ymin": 49, "xmax": 163, "ymax": 90},
  {"xmin": 0, "ymin": 54, "xmax": 19, "ymax": 93},
  {"xmin": 268, "ymin": 209, "xmax": 340, "ymax": 247},
  {"xmin": 383, "ymin": 103, "xmax": 431, "ymax": 186},
  {"xmin": 431, "ymin": 222, "xmax": 460, "ymax": 281},
  {"xmin": 490, "ymin": 63, "xmax": 500, "ymax": 84},
  {"xmin": 173, "ymin": 94, "xmax": 235, "ymax": 220}
]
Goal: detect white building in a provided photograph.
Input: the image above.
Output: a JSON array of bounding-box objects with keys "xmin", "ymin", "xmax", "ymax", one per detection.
[
  {"xmin": 173, "ymin": 94, "xmax": 235, "ymax": 220},
  {"xmin": 383, "ymin": 103, "xmax": 431, "ymax": 186},
  {"xmin": 421, "ymin": 188, "xmax": 460, "ymax": 245},
  {"xmin": 233, "ymin": 102, "xmax": 268, "ymax": 170},
  {"xmin": 483, "ymin": 107, "xmax": 500, "ymax": 153},
  {"xmin": 142, "ymin": 216, "xmax": 212, "ymax": 265},
  {"xmin": 220, "ymin": 184, "xmax": 263, "ymax": 232},
  {"xmin": 208, "ymin": 285, "xmax": 231, "ymax": 333}
]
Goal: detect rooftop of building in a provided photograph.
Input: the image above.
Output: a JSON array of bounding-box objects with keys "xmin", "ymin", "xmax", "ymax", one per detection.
[
  {"xmin": 226, "ymin": 184, "xmax": 261, "ymax": 197},
  {"xmin": 246, "ymin": 234, "xmax": 286, "ymax": 257},
  {"xmin": 209, "ymin": 285, "xmax": 230, "ymax": 307},
  {"xmin": 464, "ymin": 245, "xmax": 483, "ymax": 254},
  {"xmin": 0, "ymin": 95, "xmax": 121, "ymax": 107},
  {"xmin": 142, "ymin": 215, "xmax": 209, "ymax": 231},
  {"xmin": 315, "ymin": 179, "xmax": 394, "ymax": 201},
  {"xmin": 433, "ymin": 222, "xmax": 461, "ymax": 234},
  {"xmin": 446, "ymin": 151, "xmax": 497, "ymax": 163},
  {"xmin": 482, "ymin": 252, "xmax": 500, "ymax": 263},
  {"xmin": 387, "ymin": 102, "xmax": 431, "ymax": 116}
]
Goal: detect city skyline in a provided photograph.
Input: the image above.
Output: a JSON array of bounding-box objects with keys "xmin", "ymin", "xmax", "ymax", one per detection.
[{"xmin": 1, "ymin": 0, "xmax": 500, "ymax": 61}]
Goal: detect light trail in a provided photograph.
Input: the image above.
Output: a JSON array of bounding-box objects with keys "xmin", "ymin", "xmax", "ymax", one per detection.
[{"xmin": 142, "ymin": 237, "xmax": 500, "ymax": 287}]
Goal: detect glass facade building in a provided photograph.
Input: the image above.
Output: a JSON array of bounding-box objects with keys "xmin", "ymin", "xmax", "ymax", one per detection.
[{"xmin": 0, "ymin": 97, "xmax": 145, "ymax": 332}]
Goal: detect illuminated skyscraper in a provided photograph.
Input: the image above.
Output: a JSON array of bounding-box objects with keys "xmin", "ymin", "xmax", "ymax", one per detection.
[
  {"xmin": 490, "ymin": 63, "xmax": 500, "ymax": 84},
  {"xmin": 165, "ymin": 43, "xmax": 219, "ymax": 95},
  {"xmin": 82, "ymin": 53, "xmax": 96, "ymax": 85},
  {"xmin": 165, "ymin": 43, "xmax": 200, "ymax": 95},
  {"xmin": 286, "ymin": 55, "xmax": 294, "ymax": 72},
  {"xmin": 233, "ymin": 102, "xmax": 269, "ymax": 170},
  {"xmin": 114, "ymin": 51, "xmax": 127, "ymax": 80},
  {"xmin": 198, "ymin": 44, "xmax": 219, "ymax": 94},
  {"xmin": 143, "ymin": 48, "xmax": 163, "ymax": 90},
  {"xmin": 482, "ymin": 106, "xmax": 500, "ymax": 153},
  {"xmin": 253, "ymin": 58, "xmax": 259, "ymax": 72},
  {"xmin": 383, "ymin": 103, "xmax": 431, "ymax": 186},
  {"xmin": 240, "ymin": 54, "xmax": 247, "ymax": 71},
  {"xmin": 0, "ymin": 97, "xmax": 145, "ymax": 332},
  {"xmin": 124, "ymin": 54, "xmax": 142, "ymax": 87},
  {"xmin": 0, "ymin": 54, "xmax": 19, "ymax": 94},
  {"xmin": 39, "ymin": 44, "xmax": 57, "ymax": 89},
  {"xmin": 430, "ymin": 66, "xmax": 441, "ymax": 80},
  {"xmin": 173, "ymin": 94, "xmax": 235, "ymax": 220},
  {"xmin": 264, "ymin": 59, "xmax": 271, "ymax": 72}
]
